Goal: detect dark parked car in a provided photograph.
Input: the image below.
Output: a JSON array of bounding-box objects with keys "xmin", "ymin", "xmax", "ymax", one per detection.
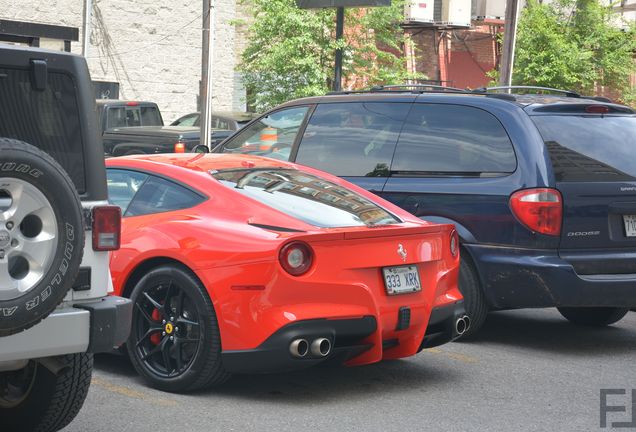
[
  {"xmin": 214, "ymin": 86, "xmax": 636, "ymax": 336},
  {"xmin": 96, "ymin": 99, "xmax": 163, "ymax": 133},
  {"xmin": 171, "ymin": 111, "xmax": 259, "ymax": 130},
  {"xmin": 102, "ymin": 125, "xmax": 232, "ymax": 157}
]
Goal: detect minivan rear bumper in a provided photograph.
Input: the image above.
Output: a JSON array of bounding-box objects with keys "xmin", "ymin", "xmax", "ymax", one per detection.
[{"xmin": 465, "ymin": 244, "xmax": 636, "ymax": 309}]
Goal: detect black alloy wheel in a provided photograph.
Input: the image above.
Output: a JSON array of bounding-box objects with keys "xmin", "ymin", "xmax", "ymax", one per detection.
[
  {"xmin": 132, "ymin": 280, "xmax": 201, "ymax": 379},
  {"xmin": 126, "ymin": 265, "xmax": 230, "ymax": 392}
]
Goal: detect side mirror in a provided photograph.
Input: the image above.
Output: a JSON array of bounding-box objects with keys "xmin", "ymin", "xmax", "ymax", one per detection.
[{"xmin": 193, "ymin": 144, "xmax": 209, "ymax": 154}]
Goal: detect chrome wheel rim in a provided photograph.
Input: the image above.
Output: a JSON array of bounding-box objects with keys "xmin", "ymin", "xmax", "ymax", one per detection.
[{"xmin": 0, "ymin": 178, "xmax": 58, "ymax": 301}]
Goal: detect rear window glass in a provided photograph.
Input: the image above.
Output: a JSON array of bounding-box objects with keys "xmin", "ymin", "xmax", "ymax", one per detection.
[
  {"xmin": 107, "ymin": 105, "xmax": 162, "ymax": 129},
  {"xmin": 295, "ymin": 102, "xmax": 410, "ymax": 177},
  {"xmin": 211, "ymin": 168, "xmax": 400, "ymax": 228},
  {"xmin": 0, "ymin": 67, "xmax": 86, "ymax": 192},
  {"xmin": 391, "ymin": 104, "xmax": 517, "ymax": 175},
  {"xmin": 532, "ymin": 115, "xmax": 636, "ymax": 182}
]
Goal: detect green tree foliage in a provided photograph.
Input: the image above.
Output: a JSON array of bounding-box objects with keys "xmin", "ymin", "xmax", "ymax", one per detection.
[
  {"xmin": 514, "ymin": 0, "xmax": 636, "ymax": 102},
  {"xmin": 239, "ymin": 0, "xmax": 420, "ymax": 111}
]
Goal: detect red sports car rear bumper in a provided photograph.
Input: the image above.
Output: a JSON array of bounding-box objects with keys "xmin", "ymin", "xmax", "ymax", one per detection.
[{"xmin": 199, "ymin": 246, "xmax": 462, "ymax": 373}]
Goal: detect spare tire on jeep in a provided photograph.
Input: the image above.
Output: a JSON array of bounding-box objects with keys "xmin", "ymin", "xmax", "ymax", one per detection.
[{"xmin": 0, "ymin": 138, "xmax": 84, "ymax": 336}]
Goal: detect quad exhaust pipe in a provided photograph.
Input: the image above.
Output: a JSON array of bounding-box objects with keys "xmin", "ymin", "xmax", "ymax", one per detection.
[
  {"xmin": 455, "ymin": 315, "xmax": 471, "ymax": 335},
  {"xmin": 289, "ymin": 337, "xmax": 332, "ymax": 358},
  {"xmin": 289, "ymin": 339, "xmax": 309, "ymax": 358},
  {"xmin": 310, "ymin": 338, "xmax": 331, "ymax": 357}
]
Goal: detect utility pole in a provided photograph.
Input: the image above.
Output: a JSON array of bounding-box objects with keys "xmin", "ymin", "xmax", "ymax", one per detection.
[
  {"xmin": 201, "ymin": 0, "xmax": 215, "ymax": 149},
  {"xmin": 499, "ymin": 0, "xmax": 520, "ymax": 87},
  {"xmin": 333, "ymin": 7, "xmax": 345, "ymax": 92},
  {"xmin": 82, "ymin": 0, "xmax": 93, "ymax": 56}
]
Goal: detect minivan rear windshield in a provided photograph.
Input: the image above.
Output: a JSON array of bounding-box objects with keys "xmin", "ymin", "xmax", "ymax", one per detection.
[
  {"xmin": 531, "ymin": 115, "xmax": 636, "ymax": 182},
  {"xmin": 211, "ymin": 168, "xmax": 401, "ymax": 228}
]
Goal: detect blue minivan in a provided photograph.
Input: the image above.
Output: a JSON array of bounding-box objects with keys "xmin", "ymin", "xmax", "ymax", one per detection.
[{"xmin": 214, "ymin": 87, "xmax": 636, "ymax": 337}]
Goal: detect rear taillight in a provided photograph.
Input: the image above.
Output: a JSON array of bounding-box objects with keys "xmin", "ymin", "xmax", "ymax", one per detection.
[
  {"xmin": 510, "ymin": 188, "xmax": 562, "ymax": 236},
  {"xmin": 279, "ymin": 241, "xmax": 313, "ymax": 276},
  {"xmin": 450, "ymin": 229, "xmax": 459, "ymax": 257},
  {"xmin": 92, "ymin": 206, "xmax": 121, "ymax": 251},
  {"xmin": 585, "ymin": 105, "xmax": 609, "ymax": 114},
  {"xmin": 174, "ymin": 141, "xmax": 186, "ymax": 153}
]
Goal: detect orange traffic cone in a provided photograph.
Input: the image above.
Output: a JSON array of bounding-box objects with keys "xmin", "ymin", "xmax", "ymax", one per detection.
[{"xmin": 260, "ymin": 127, "xmax": 277, "ymax": 150}]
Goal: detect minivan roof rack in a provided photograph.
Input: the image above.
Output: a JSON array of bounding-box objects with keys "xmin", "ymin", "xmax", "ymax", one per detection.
[
  {"xmin": 369, "ymin": 84, "xmax": 466, "ymax": 92},
  {"xmin": 473, "ymin": 86, "xmax": 581, "ymax": 98},
  {"xmin": 327, "ymin": 84, "xmax": 467, "ymax": 95}
]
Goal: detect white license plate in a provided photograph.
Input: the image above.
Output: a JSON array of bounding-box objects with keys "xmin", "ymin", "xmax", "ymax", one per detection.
[
  {"xmin": 624, "ymin": 215, "xmax": 636, "ymax": 237},
  {"xmin": 382, "ymin": 265, "xmax": 421, "ymax": 295}
]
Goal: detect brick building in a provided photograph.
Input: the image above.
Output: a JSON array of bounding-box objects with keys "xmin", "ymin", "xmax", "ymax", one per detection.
[
  {"xmin": 0, "ymin": 0, "xmax": 249, "ymax": 122},
  {"xmin": 405, "ymin": 22, "xmax": 501, "ymax": 89},
  {"xmin": 404, "ymin": 0, "xmax": 635, "ymax": 90}
]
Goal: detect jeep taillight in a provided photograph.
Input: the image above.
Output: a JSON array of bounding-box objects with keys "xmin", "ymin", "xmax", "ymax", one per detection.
[
  {"xmin": 510, "ymin": 188, "xmax": 562, "ymax": 236},
  {"xmin": 92, "ymin": 206, "xmax": 121, "ymax": 251}
]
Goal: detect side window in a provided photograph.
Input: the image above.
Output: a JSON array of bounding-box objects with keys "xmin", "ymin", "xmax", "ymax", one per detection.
[
  {"xmin": 391, "ymin": 104, "xmax": 517, "ymax": 175},
  {"xmin": 221, "ymin": 106, "xmax": 310, "ymax": 161},
  {"xmin": 295, "ymin": 103, "xmax": 410, "ymax": 177},
  {"xmin": 107, "ymin": 169, "xmax": 149, "ymax": 213},
  {"xmin": 125, "ymin": 176, "xmax": 205, "ymax": 217},
  {"xmin": 174, "ymin": 114, "xmax": 197, "ymax": 127},
  {"xmin": 140, "ymin": 106, "xmax": 162, "ymax": 126}
]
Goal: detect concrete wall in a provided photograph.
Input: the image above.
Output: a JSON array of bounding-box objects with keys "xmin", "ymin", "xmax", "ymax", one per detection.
[{"xmin": 0, "ymin": 0, "xmax": 247, "ymax": 123}]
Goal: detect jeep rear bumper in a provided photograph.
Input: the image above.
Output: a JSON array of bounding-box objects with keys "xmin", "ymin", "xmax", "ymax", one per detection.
[{"xmin": 0, "ymin": 296, "xmax": 132, "ymax": 363}]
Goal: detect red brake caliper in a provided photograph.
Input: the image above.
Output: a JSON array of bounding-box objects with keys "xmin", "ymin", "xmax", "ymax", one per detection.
[{"xmin": 150, "ymin": 308, "xmax": 162, "ymax": 345}]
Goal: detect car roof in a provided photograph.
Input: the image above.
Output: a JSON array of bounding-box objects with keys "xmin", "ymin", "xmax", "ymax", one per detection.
[
  {"xmin": 103, "ymin": 126, "xmax": 230, "ymax": 137},
  {"xmin": 96, "ymin": 99, "xmax": 158, "ymax": 106},
  {"xmin": 107, "ymin": 153, "xmax": 296, "ymax": 173},
  {"xmin": 275, "ymin": 90, "xmax": 634, "ymax": 114},
  {"xmin": 178, "ymin": 111, "xmax": 259, "ymax": 122}
]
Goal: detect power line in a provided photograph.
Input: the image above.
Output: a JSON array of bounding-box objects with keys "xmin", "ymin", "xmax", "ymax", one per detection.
[{"xmin": 85, "ymin": 10, "xmax": 205, "ymax": 59}]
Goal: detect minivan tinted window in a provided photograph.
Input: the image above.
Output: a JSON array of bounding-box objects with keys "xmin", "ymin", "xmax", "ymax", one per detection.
[
  {"xmin": 391, "ymin": 104, "xmax": 517, "ymax": 175},
  {"xmin": 212, "ymin": 168, "xmax": 401, "ymax": 227},
  {"xmin": 0, "ymin": 68, "xmax": 86, "ymax": 192},
  {"xmin": 531, "ymin": 115, "xmax": 636, "ymax": 182},
  {"xmin": 295, "ymin": 102, "xmax": 410, "ymax": 177}
]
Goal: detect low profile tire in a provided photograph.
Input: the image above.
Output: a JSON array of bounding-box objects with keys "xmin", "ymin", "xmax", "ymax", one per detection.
[
  {"xmin": 455, "ymin": 255, "xmax": 488, "ymax": 339},
  {"xmin": 0, "ymin": 139, "xmax": 84, "ymax": 336},
  {"xmin": 557, "ymin": 307, "xmax": 629, "ymax": 327},
  {"xmin": 0, "ymin": 353, "xmax": 93, "ymax": 432},
  {"xmin": 126, "ymin": 265, "xmax": 230, "ymax": 392}
]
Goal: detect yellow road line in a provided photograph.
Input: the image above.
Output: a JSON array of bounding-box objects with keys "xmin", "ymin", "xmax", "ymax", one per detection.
[
  {"xmin": 426, "ymin": 347, "xmax": 479, "ymax": 364},
  {"xmin": 92, "ymin": 377, "xmax": 178, "ymax": 407}
]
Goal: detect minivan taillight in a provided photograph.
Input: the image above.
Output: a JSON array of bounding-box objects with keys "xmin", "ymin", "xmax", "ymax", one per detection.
[
  {"xmin": 92, "ymin": 206, "xmax": 121, "ymax": 251},
  {"xmin": 510, "ymin": 188, "xmax": 562, "ymax": 236}
]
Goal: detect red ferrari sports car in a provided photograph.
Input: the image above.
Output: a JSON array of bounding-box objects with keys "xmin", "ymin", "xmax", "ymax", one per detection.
[{"xmin": 106, "ymin": 154, "xmax": 466, "ymax": 392}]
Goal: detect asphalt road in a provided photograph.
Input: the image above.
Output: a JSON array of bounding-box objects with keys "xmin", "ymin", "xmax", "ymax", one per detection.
[{"xmin": 64, "ymin": 308, "xmax": 635, "ymax": 432}]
